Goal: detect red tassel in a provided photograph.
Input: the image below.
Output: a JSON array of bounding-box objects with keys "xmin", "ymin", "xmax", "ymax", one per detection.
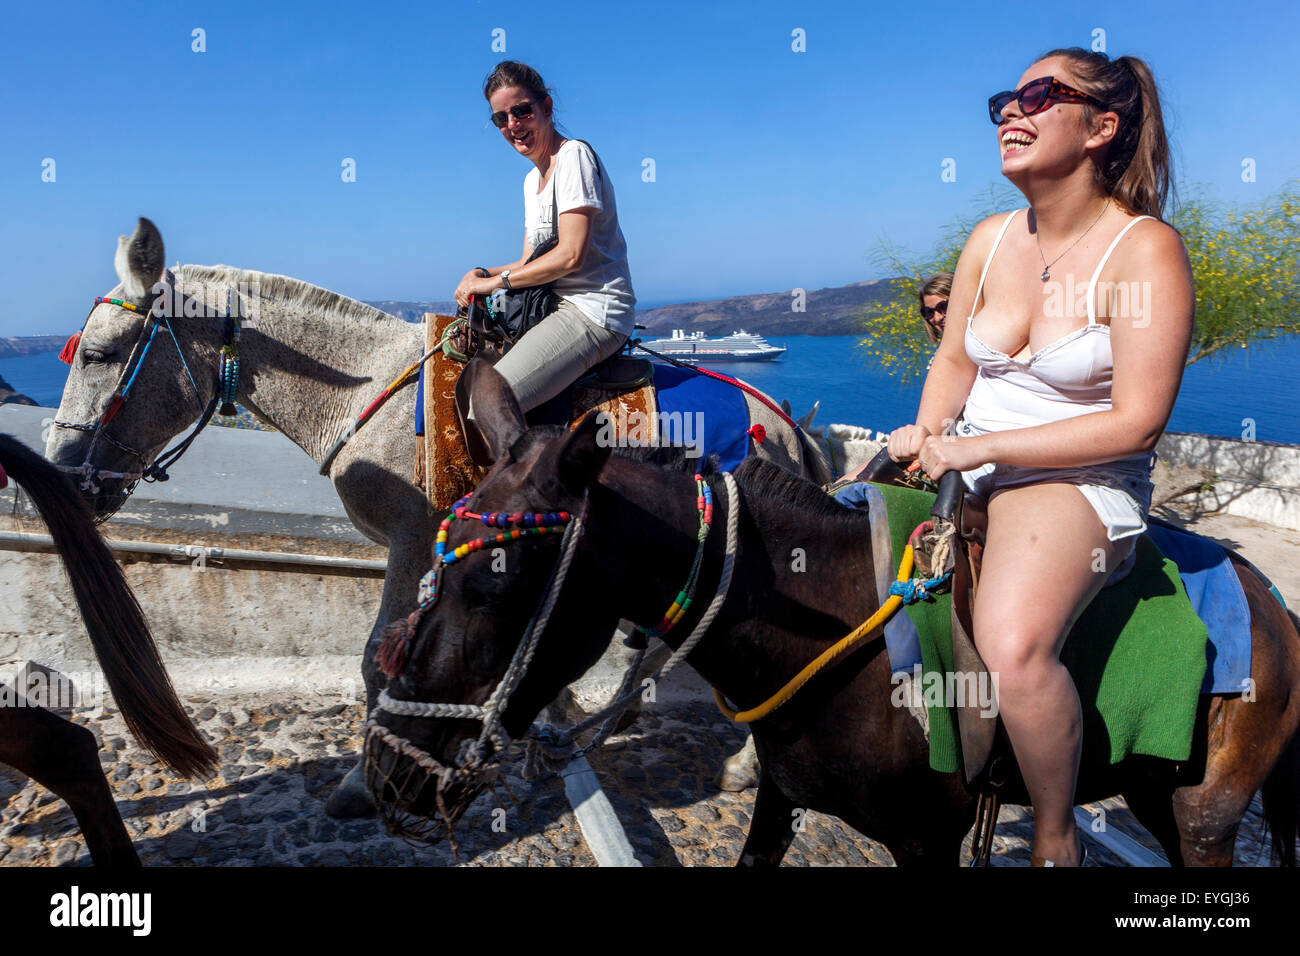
[
  {"xmin": 101, "ymin": 392, "xmax": 125, "ymax": 425},
  {"xmin": 58, "ymin": 331, "xmax": 82, "ymax": 365},
  {"xmin": 748, "ymin": 423, "xmax": 767, "ymax": 444},
  {"xmin": 376, "ymin": 614, "xmax": 418, "ymax": 678}
]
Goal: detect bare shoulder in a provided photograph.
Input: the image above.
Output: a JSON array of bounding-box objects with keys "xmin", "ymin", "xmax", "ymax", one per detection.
[
  {"xmin": 1112, "ymin": 215, "xmax": 1192, "ymax": 280},
  {"xmin": 964, "ymin": 209, "xmax": 1020, "ymax": 254}
]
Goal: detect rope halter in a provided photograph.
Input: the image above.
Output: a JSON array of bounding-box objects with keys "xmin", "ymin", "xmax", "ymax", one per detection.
[
  {"xmin": 51, "ymin": 270, "xmax": 242, "ymax": 518},
  {"xmin": 364, "ymin": 471, "xmax": 743, "ymax": 843}
]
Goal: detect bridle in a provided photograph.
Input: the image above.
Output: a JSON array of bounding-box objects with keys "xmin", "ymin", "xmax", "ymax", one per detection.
[
  {"xmin": 363, "ymin": 470, "xmax": 742, "ymax": 837},
  {"xmin": 52, "ymin": 269, "xmax": 242, "ymax": 518}
]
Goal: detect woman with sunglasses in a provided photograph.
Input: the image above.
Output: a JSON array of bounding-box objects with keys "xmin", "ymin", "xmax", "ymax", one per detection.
[
  {"xmin": 919, "ymin": 272, "xmax": 952, "ymax": 345},
  {"xmin": 453, "ymin": 61, "xmax": 635, "ymax": 414},
  {"xmin": 888, "ymin": 48, "xmax": 1194, "ymax": 866}
]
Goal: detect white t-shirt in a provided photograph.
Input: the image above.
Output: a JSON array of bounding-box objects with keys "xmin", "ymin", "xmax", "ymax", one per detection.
[{"xmin": 523, "ymin": 139, "xmax": 636, "ymax": 334}]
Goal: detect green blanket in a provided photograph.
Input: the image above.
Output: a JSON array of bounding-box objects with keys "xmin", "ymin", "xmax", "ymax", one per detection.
[{"xmin": 873, "ymin": 482, "xmax": 1209, "ymax": 776}]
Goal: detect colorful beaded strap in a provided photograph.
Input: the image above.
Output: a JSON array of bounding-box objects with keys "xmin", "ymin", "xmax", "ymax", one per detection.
[
  {"xmin": 377, "ymin": 497, "xmax": 573, "ymax": 677},
  {"xmin": 376, "ymin": 474, "xmax": 716, "ymax": 680},
  {"xmin": 641, "ymin": 474, "xmax": 712, "ymax": 640}
]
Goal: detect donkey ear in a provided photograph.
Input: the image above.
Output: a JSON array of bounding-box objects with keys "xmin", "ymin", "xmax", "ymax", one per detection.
[
  {"xmin": 543, "ymin": 410, "xmax": 612, "ymax": 498},
  {"xmin": 466, "ymin": 358, "xmax": 526, "ymax": 462},
  {"xmin": 114, "ymin": 217, "xmax": 165, "ymax": 300}
]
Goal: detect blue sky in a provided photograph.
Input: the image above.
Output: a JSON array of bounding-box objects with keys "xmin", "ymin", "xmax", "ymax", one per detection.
[{"xmin": 2, "ymin": 0, "xmax": 1297, "ymax": 336}]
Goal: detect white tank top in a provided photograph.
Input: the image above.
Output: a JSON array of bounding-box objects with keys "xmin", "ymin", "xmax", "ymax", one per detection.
[{"xmin": 962, "ymin": 208, "xmax": 1155, "ymax": 436}]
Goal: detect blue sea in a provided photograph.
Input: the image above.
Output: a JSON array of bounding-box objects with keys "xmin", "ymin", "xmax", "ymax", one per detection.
[{"xmin": 4, "ymin": 335, "xmax": 1298, "ymax": 443}]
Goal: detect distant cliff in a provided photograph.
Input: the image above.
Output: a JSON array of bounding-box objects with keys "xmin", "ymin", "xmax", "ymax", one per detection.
[
  {"xmin": 636, "ymin": 280, "xmax": 898, "ymax": 337},
  {"xmin": 365, "ymin": 300, "xmax": 458, "ymax": 322},
  {"xmin": 0, "ymin": 372, "xmax": 37, "ymax": 405},
  {"xmin": 0, "ymin": 335, "xmax": 65, "ymax": 359}
]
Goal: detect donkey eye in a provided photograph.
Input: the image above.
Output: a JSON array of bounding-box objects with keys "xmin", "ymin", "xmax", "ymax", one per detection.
[{"xmin": 81, "ymin": 346, "xmax": 109, "ymax": 364}]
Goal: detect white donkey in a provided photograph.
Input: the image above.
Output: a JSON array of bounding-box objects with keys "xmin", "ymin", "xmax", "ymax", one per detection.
[{"xmin": 48, "ymin": 218, "xmax": 831, "ymax": 813}]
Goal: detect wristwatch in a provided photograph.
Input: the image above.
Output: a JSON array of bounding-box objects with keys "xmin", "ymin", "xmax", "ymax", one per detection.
[{"xmin": 500, "ymin": 269, "xmax": 512, "ymax": 290}]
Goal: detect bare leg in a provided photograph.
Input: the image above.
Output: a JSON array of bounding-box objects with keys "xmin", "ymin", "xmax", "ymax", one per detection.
[{"xmin": 973, "ymin": 482, "xmax": 1127, "ymax": 866}]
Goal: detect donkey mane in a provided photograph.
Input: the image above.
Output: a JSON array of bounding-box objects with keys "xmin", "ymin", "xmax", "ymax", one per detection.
[
  {"xmin": 178, "ymin": 264, "xmax": 406, "ymax": 327},
  {"xmin": 733, "ymin": 455, "xmax": 868, "ymax": 527},
  {"xmin": 517, "ymin": 424, "xmax": 862, "ymax": 527}
]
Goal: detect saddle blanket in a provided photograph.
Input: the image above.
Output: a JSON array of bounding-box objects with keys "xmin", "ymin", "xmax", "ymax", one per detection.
[
  {"xmin": 831, "ymin": 481, "xmax": 1258, "ymax": 772},
  {"xmin": 416, "ymin": 358, "xmax": 754, "ymax": 472}
]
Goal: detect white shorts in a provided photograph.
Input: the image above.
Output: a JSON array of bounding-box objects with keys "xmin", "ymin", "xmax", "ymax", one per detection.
[{"xmin": 954, "ymin": 418, "xmax": 1155, "ymax": 585}]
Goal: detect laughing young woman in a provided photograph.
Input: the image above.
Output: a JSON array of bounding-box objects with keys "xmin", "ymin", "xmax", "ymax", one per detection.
[
  {"xmin": 887, "ymin": 48, "xmax": 1194, "ymax": 865},
  {"xmin": 453, "ymin": 61, "xmax": 636, "ymax": 415}
]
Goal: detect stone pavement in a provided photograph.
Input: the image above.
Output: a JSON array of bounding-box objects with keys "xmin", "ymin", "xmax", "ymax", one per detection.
[{"xmin": 0, "ymin": 694, "xmax": 1283, "ymax": 867}]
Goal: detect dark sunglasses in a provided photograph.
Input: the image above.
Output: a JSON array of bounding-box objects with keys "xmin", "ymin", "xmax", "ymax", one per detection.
[
  {"xmin": 921, "ymin": 300, "xmax": 948, "ymax": 321},
  {"xmin": 988, "ymin": 76, "xmax": 1105, "ymax": 125},
  {"xmin": 490, "ymin": 101, "xmax": 536, "ymax": 128}
]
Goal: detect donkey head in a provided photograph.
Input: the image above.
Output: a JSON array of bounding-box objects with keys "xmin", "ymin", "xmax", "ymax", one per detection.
[
  {"xmin": 47, "ymin": 218, "xmax": 225, "ymax": 518},
  {"xmin": 365, "ymin": 358, "xmax": 628, "ymax": 839}
]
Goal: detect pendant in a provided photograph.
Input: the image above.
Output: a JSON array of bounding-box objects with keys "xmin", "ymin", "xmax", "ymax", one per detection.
[{"xmin": 1040, "ymin": 269, "xmax": 1051, "ymax": 282}]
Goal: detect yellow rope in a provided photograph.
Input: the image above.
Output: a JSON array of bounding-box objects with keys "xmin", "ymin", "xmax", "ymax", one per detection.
[{"xmin": 713, "ymin": 544, "xmax": 916, "ymax": 723}]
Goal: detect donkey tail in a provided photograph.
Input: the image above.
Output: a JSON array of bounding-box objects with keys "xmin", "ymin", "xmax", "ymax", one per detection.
[
  {"xmin": 0, "ymin": 433, "xmax": 217, "ymax": 777},
  {"xmin": 1259, "ymin": 608, "xmax": 1300, "ymax": 866}
]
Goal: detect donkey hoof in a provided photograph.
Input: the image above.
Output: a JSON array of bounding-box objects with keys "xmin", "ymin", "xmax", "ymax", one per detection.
[{"xmin": 324, "ymin": 762, "xmax": 376, "ymax": 819}]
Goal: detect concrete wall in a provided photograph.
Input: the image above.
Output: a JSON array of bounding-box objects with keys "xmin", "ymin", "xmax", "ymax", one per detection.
[
  {"xmin": 1154, "ymin": 432, "xmax": 1300, "ymax": 531},
  {"xmin": 1, "ymin": 404, "xmax": 381, "ymax": 697}
]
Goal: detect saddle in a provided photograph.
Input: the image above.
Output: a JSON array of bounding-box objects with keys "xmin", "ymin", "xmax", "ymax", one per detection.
[
  {"xmin": 854, "ymin": 448, "xmax": 1006, "ymax": 865},
  {"xmin": 417, "ymin": 313, "xmax": 656, "ymax": 507}
]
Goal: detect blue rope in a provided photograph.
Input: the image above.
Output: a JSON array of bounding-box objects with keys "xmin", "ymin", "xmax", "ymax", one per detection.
[
  {"xmin": 120, "ymin": 321, "xmax": 162, "ymax": 397},
  {"xmin": 889, "ymin": 569, "xmax": 953, "ymax": 605},
  {"xmin": 161, "ymin": 314, "xmax": 202, "ymax": 398}
]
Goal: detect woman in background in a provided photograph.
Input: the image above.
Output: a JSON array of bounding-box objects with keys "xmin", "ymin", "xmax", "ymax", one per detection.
[{"xmin": 919, "ymin": 272, "xmax": 952, "ymax": 345}]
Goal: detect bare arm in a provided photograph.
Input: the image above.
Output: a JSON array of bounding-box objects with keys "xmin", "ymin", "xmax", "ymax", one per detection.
[
  {"xmin": 843, "ymin": 213, "xmax": 1001, "ymax": 477},
  {"xmin": 913, "ymin": 215, "xmax": 1003, "ymax": 435},
  {"xmin": 921, "ymin": 219, "xmax": 1194, "ymax": 476}
]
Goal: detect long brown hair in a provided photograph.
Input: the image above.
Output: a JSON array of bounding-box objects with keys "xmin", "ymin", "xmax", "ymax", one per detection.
[{"xmin": 1039, "ymin": 47, "xmax": 1172, "ymax": 220}]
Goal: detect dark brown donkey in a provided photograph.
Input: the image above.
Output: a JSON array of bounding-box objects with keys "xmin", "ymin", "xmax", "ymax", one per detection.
[
  {"xmin": 1, "ymin": 434, "xmax": 216, "ymax": 865},
  {"xmin": 366, "ymin": 366, "xmax": 1300, "ymax": 866}
]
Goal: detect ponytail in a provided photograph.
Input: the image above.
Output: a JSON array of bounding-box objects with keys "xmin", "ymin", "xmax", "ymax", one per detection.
[{"xmin": 1039, "ymin": 47, "xmax": 1172, "ymax": 220}]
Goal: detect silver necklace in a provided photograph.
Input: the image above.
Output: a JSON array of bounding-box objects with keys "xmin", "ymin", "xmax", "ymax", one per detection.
[{"xmin": 1035, "ymin": 199, "xmax": 1110, "ymax": 282}]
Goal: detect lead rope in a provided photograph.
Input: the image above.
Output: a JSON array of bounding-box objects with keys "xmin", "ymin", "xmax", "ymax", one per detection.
[{"xmin": 523, "ymin": 471, "xmax": 742, "ymax": 778}]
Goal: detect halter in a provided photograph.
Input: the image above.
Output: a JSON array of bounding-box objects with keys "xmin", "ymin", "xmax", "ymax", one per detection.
[
  {"xmin": 52, "ymin": 269, "xmax": 242, "ymax": 515},
  {"xmin": 364, "ymin": 471, "xmax": 742, "ymax": 840}
]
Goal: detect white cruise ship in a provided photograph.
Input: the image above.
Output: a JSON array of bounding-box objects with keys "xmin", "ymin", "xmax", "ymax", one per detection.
[{"xmin": 633, "ymin": 329, "xmax": 786, "ymax": 363}]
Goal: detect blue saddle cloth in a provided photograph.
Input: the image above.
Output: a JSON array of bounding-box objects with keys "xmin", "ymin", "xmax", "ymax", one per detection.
[
  {"xmin": 831, "ymin": 483, "xmax": 1258, "ymax": 695},
  {"xmin": 416, "ymin": 361, "xmax": 755, "ymax": 472},
  {"xmin": 650, "ymin": 363, "xmax": 751, "ymax": 472},
  {"xmin": 415, "ymin": 363, "xmax": 426, "ymax": 436}
]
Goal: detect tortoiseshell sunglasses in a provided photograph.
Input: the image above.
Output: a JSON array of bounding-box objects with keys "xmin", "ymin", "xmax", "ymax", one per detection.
[{"xmin": 988, "ymin": 76, "xmax": 1106, "ymax": 125}]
